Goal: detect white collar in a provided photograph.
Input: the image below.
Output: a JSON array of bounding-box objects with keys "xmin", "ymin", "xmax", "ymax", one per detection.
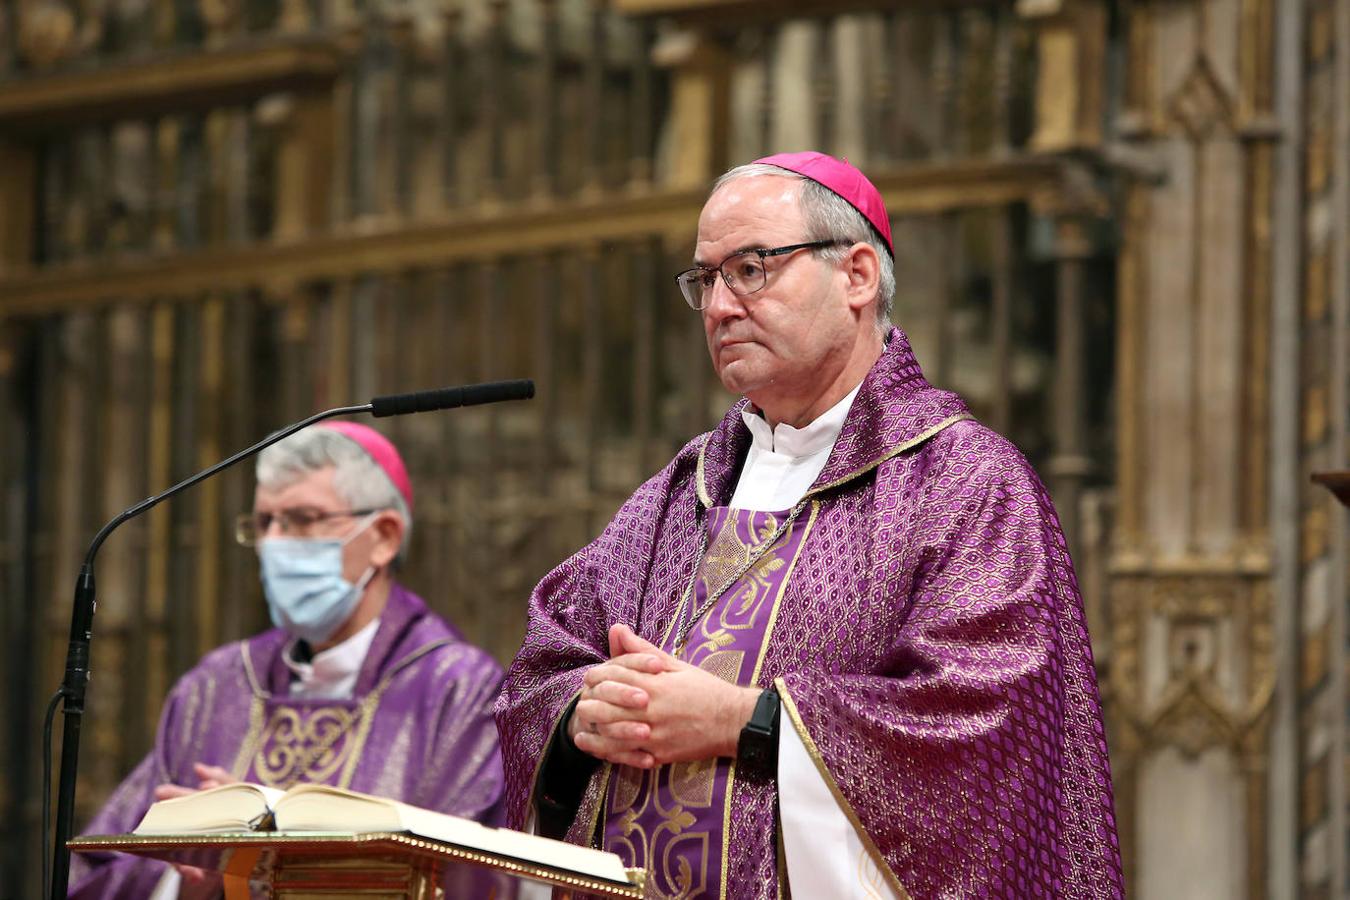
[
  {"xmin": 740, "ymin": 383, "xmax": 862, "ymax": 459},
  {"xmin": 283, "ymin": 617, "xmax": 380, "ymax": 696}
]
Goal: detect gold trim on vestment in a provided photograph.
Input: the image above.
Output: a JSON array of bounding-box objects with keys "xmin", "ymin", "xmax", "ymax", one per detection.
[
  {"xmin": 240, "ymin": 680, "xmax": 393, "ymax": 789},
  {"xmin": 369, "ymin": 638, "xmax": 454, "ymax": 689},
  {"xmin": 658, "ymin": 557, "xmax": 704, "ymax": 651},
  {"xmin": 775, "ymin": 681, "xmax": 913, "ymax": 900},
  {"xmin": 666, "ymin": 503, "xmax": 808, "ymax": 658},
  {"xmin": 695, "ymin": 432, "xmax": 715, "ymax": 508},
  {"xmin": 802, "ymin": 414, "xmax": 974, "ymax": 499},
  {"xmin": 775, "ymin": 819, "xmax": 788, "ymax": 899},
  {"xmin": 715, "ymin": 501, "xmax": 820, "ymax": 899},
  {"xmin": 239, "ymin": 635, "xmax": 454, "ymax": 700},
  {"xmin": 588, "ymin": 763, "xmax": 615, "ymax": 848},
  {"xmin": 336, "ymin": 692, "xmax": 382, "ymax": 789},
  {"xmin": 716, "ymin": 755, "xmax": 740, "ymax": 900},
  {"xmin": 230, "ymin": 694, "xmax": 268, "ymax": 781},
  {"xmin": 527, "ymin": 685, "xmax": 584, "ymax": 827},
  {"xmin": 749, "ymin": 501, "xmax": 819, "ymax": 687},
  {"xmin": 240, "ymin": 640, "xmax": 265, "ymax": 697}
]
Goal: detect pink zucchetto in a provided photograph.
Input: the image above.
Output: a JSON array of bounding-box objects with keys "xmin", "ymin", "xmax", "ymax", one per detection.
[
  {"xmin": 752, "ymin": 151, "xmax": 894, "ymax": 257},
  {"xmin": 318, "ymin": 421, "xmax": 413, "ymax": 512}
]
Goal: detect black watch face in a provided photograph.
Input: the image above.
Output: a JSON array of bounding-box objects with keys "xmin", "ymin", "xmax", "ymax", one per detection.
[{"xmin": 737, "ymin": 728, "xmax": 774, "ymax": 777}]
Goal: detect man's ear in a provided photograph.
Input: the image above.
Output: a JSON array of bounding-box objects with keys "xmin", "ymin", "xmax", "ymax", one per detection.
[
  {"xmin": 370, "ymin": 510, "xmax": 405, "ymax": 568},
  {"xmin": 842, "ymin": 242, "xmax": 881, "ymax": 313}
]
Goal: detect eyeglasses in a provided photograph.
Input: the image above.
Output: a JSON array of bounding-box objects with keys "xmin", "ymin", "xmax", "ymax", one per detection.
[
  {"xmin": 674, "ymin": 239, "xmax": 845, "ymax": 310},
  {"xmin": 235, "ymin": 507, "xmax": 384, "ymax": 546}
]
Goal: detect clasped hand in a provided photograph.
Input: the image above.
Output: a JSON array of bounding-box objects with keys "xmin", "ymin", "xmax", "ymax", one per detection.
[{"xmin": 568, "ymin": 624, "xmax": 760, "ymax": 769}]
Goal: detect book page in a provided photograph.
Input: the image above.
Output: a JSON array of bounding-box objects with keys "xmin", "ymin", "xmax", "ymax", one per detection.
[
  {"xmin": 397, "ymin": 803, "xmax": 630, "ymax": 884},
  {"xmin": 133, "ymin": 783, "xmax": 287, "ymax": 835},
  {"xmin": 273, "ymin": 785, "xmax": 630, "ymax": 884}
]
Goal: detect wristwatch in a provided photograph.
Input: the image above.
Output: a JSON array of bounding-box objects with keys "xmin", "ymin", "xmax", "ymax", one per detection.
[{"xmin": 736, "ymin": 687, "xmax": 781, "ymax": 778}]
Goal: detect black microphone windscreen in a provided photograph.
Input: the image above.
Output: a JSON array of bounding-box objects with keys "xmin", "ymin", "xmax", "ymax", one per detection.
[{"xmin": 370, "ymin": 380, "xmax": 535, "ymax": 417}]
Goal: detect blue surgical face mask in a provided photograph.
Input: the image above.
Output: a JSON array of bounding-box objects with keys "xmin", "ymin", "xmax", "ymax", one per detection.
[{"xmin": 257, "ymin": 515, "xmax": 378, "ymax": 645}]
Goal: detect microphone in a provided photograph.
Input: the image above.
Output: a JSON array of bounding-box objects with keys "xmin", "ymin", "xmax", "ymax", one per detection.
[
  {"xmin": 46, "ymin": 380, "xmax": 534, "ymax": 900},
  {"xmin": 371, "ymin": 379, "xmax": 535, "ymax": 418}
]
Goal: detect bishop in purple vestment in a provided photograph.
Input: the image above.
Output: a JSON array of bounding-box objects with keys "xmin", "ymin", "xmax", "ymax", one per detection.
[
  {"xmin": 70, "ymin": 423, "xmax": 508, "ymax": 899},
  {"xmin": 495, "ymin": 153, "xmax": 1123, "ymax": 898}
]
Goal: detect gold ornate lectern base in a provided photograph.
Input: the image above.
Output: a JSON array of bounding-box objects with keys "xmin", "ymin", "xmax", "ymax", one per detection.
[{"xmin": 68, "ymin": 832, "xmax": 646, "ymax": 899}]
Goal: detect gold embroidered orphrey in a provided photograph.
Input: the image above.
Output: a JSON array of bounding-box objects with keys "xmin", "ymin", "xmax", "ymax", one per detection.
[
  {"xmin": 233, "ymin": 692, "xmax": 381, "ymax": 789},
  {"xmin": 610, "ymin": 505, "xmax": 819, "ymax": 900}
]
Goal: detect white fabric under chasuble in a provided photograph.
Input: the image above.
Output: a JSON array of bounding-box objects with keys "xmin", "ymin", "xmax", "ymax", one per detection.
[
  {"xmin": 732, "ymin": 383, "xmax": 902, "ymax": 899},
  {"xmin": 731, "ymin": 385, "xmax": 860, "ymax": 511},
  {"xmin": 283, "ymin": 617, "xmax": 380, "ymax": 700}
]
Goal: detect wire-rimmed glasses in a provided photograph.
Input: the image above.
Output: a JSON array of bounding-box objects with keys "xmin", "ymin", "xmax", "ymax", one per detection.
[
  {"xmin": 235, "ymin": 507, "xmax": 384, "ymax": 546},
  {"xmin": 674, "ymin": 239, "xmax": 844, "ymax": 310}
]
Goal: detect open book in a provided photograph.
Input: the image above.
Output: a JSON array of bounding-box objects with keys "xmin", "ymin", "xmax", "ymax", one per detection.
[{"xmin": 133, "ymin": 782, "xmax": 631, "ymax": 886}]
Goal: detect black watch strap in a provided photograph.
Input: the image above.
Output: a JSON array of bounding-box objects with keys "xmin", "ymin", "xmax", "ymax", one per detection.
[{"xmin": 736, "ymin": 687, "xmax": 780, "ymax": 778}]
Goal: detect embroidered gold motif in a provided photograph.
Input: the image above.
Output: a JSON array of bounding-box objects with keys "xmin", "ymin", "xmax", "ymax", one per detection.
[
  {"xmin": 695, "ymin": 649, "xmax": 744, "ymax": 686},
  {"xmin": 739, "ymin": 556, "xmax": 787, "ymax": 613},
  {"xmin": 698, "ymin": 523, "xmax": 758, "ymax": 602},
  {"xmin": 254, "ymin": 705, "xmax": 365, "ymax": 788},
  {"xmin": 675, "ymin": 505, "xmax": 804, "ymax": 654},
  {"xmin": 670, "ymin": 758, "xmax": 716, "ymax": 809},
  {"xmin": 651, "ymin": 807, "xmax": 706, "ymax": 900},
  {"xmin": 613, "ymin": 765, "xmax": 644, "ymax": 813},
  {"xmin": 610, "ymin": 509, "xmax": 817, "ymax": 899}
]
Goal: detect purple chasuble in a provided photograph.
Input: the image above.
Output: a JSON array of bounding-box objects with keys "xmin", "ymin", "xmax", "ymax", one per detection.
[
  {"xmin": 603, "ymin": 507, "xmax": 810, "ymax": 897},
  {"xmin": 69, "ymin": 584, "xmax": 509, "ymax": 899},
  {"xmin": 495, "ymin": 327, "xmax": 1123, "ymax": 899}
]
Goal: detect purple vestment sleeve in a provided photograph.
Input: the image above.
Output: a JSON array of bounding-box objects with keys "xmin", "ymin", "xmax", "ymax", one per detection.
[
  {"xmin": 66, "ymin": 753, "xmax": 173, "ymax": 899},
  {"xmin": 776, "ymin": 425, "xmax": 1122, "ymax": 898},
  {"xmin": 414, "ymin": 641, "xmax": 511, "ymax": 826},
  {"xmin": 407, "ymin": 639, "xmax": 513, "ymax": 897},
  {"xmin": 67, "ymin": 656, "xmax": 206, "ymax": 898},
  {"xmin": 494, "ymin": 452, "xmax": 698, "ymax": 836}
]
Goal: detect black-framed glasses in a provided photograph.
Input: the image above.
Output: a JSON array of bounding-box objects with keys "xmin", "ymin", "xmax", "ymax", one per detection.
[
  {"xmin": 235, "ymin": 507, "xmax": 384, "ymax": 546},
  {"xmin": 674, "ymin": 239, "xmax": 845, "ymax": 310}
]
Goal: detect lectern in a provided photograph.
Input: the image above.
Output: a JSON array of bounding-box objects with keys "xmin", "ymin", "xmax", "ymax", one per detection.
[{"xmin": 68, "ymin": 832, "xmax": 645, "ymax": 899}]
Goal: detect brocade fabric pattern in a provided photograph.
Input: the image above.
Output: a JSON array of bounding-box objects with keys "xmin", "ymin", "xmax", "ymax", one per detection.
[
  {"xmin": 68, "ymin": 585, "xmax": 509, "ymax": 898},
  {"xmin": 495, "ymin": 328, "xmax": 1123, "ymax": 899},
  {"xmin": 602, "ymin": 507, "xmax": 809, "ymax": 898}
]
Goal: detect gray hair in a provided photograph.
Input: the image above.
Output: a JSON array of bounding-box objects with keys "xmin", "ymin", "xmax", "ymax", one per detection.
[
  {"xmin": 256, "ymin": 427, "xmax": 412, "ymax": 562},
  {"xmin": 711, "ymin": 163, "xmax": 895, "ymax": 325}
]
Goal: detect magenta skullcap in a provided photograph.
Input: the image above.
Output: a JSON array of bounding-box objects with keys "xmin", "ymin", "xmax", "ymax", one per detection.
[
  {"xmin": 318, "ymin": 421, "xmax": 413, "ymax": 513},
  {"xmin": 752, "ymin": 151, "xmax": 893, "ymax": 257}
]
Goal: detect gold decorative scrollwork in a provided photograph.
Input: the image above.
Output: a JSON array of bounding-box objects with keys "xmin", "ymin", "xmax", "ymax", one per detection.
[{"xmin": 254, "ymin": 704, "xmax": 366, "ymax": 789}]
